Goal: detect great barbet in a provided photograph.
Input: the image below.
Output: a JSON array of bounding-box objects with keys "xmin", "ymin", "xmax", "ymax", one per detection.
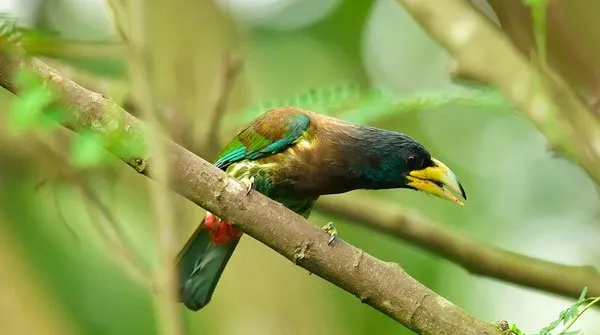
[{"xmin": 176, "ymin": 107, "xmax": 467, "ymax": 311}]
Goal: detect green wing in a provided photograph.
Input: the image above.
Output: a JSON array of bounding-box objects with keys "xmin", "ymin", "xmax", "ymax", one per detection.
[{"xmin": 214, "ymin": 110, "xmax": 311, "ymax": 170}]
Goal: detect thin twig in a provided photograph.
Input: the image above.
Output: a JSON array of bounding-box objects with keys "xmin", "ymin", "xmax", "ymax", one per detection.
[
  {"xmin": 78, "ymin": 181, "xmax": 153, "ymax": 288},
  {"xmin": 126, "ymin": 0, "xmax": 184, "ymax": 334},
  {"xmin": 396, "ymin": 0, "xmax": 600, "ymax": 187},
  {"xmin": 559, "ymin": 296, "xmax": 600, "ymax": 333},
  {"xmin": 316, "ymin": 195, "xmax": 600, "ymax": 300},
  {"xmin": 203, "ymin": 52, "xmax": 243, "ymax": 156},
  {"xmin": 105, "ymin": 0, "xmax": 129, "ymax": 42},
  {"xmin": 51, "ymin": 183, "xmax": 80, "ymax": 242},
  {"xmin": 32, "ymin": 133, "xmax": 152, "ymax": 287}
]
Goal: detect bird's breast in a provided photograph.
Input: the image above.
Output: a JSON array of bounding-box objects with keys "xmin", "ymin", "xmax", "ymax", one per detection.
[{"xmin": 225, "ymin": 159, "xmax": 317, "ymax": 217}]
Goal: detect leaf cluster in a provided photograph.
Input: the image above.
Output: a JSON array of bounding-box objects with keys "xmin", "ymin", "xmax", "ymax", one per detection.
[
  {"xmin": 8, "ymin": 67, "xmax": 110, "ymax": 168},
  {"xmin": 227, "ymin": 81, "xmax": 511, "ymax": 129},
  {"xmin": 510, "ymin": 287, "xmax": 600, "ymax": 335}
]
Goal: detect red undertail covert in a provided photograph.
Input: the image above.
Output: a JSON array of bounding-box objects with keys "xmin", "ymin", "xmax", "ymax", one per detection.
[{"xmin": 204, "ymin": 212, "xmax": 243, "ymax": 245}]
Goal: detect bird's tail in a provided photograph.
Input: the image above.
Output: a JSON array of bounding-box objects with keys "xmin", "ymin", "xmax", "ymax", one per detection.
[{"xmin": 175, "ymin": 218, "xmax": 240, "ymax": 311}]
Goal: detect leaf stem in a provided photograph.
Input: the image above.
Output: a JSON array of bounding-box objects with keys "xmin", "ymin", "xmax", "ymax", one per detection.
[{"xmin": 558, "ymin": 297, "xmax": 600, "ymax": 334}]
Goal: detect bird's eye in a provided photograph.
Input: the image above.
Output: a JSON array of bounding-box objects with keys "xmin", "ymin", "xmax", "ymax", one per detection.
[{"xmin": 406, "ymin": 155, "xmax": 417, "ymax": 170}]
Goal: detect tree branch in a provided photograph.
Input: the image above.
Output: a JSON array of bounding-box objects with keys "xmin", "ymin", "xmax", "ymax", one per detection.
[
  {"xmin": 0, "ymin": 51, "xmax": 506, "ymax": 335},
  {"xmin": 317, "ymin": 195, "xmax": 600, "ymax": 299},
  {"xmin": 396, "ymin": 0, "xmax": 600, "ymax": 187}
]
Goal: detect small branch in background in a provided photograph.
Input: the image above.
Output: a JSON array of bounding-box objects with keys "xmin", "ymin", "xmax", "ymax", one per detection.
[
  {"xmin": 447, "ymin": 58, "xmax": 481, "ymax": 84},
  {"xmin": 487, "ymin": 0, "xmax": 600, "ymax": 119},
  {"xmin": 106, "ymin": 0, "xmax": 129, "ymax": 42},
  {"xmin": 170, "ymin": 55, "xmax": 200, "ymax": 150},
  {"xmin": 589, "ymin": 93, "xmax": 600, "ymax": 118},
  {"xmin": 317, "ymin": 195, "xmax": 600, "ymax": 300},
  {"xmin": 51, "ymin": 184, "xmax": 80, "ymax": 242},
  {"xmin": 79, "ymin": 182, "xmax": 153, "ymax": 288},
  {"xmin": 32, "ymin": 134, "xmax": 152, "ymax": 288},
  {"xmin": 396, "ymin": 0, "xmax": 600, "ymax": 187},
  {"xmin": 0, "ymin": 46, "xmax": 508, "ymax": 335},
  {"xmin": 202, "ymin": 52, "xmax": 243, "ymax": 157},
  {"xmin": 126, "ymin": 0, "xmax": 184, "ymax": 334}
]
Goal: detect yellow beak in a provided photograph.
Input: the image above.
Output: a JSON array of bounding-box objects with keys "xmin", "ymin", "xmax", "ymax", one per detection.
[{"xmin": 406, "ymin": 158, "xmax": 467, "ymax": 205}]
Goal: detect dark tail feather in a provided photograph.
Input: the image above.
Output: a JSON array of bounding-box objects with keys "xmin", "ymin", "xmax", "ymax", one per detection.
[{"xmin": 175, "ymin": 219, "xmax": 240, "ymax": 311}]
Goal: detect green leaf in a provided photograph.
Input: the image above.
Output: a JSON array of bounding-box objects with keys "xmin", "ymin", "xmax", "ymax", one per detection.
[
  {"xmin": 227, "ymin": 82, "xmax": 511, "ymax": 132},
  {"xmin": 9, "ymin": 83, "xmax": 54, "ymax": 132},
  {"xmin": 70, "ymin": 131, "xmax": 111, "ymax": 168},
  {"xmin": 547, "ymin": 318, "xmax": 561, "ymax": 329},
  {"xmin": 8, "ymin": 68, "xmax": 75, "ymax": 133},
  {"xmin": 577, "ymin": 287, "xmax": 588, "ymax": 304},
  {"xmin": 15, "ymin": 68, "xmax": 43, "ymax": 88},
  {"xmin": 522, "ymin": 0, "xmax": 548, "ymax": 66},
  {"xmin": 510, "ymin": 324, "xmax": 525, "ymax": 335},
  {"xmin": 38, "ymin": 106, "xmax": 70, "ymax": 128}
]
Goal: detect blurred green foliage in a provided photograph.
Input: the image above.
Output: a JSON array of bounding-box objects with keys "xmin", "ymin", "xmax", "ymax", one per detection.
[
  {"xmin": 9, "ymin": 69, "xmax": 57, "ymax": 131},
  {"xmin": 511, "ymin": 287, "xmax": 600, "ymax": 335},
  {"xmin": 0, "ymin": 0, "xmax": 599, "ymax": 335}
]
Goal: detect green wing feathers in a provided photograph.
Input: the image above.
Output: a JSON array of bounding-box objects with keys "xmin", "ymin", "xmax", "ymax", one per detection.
[
  {"xmin": 177, "ymin": 108, "xmax": 311, "ymax": 311},
  {"xmin": 214, "ymin": 109, "xmax": 311, "ymax": 169}
]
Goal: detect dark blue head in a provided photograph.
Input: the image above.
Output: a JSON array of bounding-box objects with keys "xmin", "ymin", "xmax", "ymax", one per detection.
[{"xmin": 346, "ymin": 125, "xmax": 467, "ymax": 204}]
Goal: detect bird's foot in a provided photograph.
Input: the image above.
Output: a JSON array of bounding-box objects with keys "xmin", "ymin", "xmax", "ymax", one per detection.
[
  {"xmin": 240, "ymin": 176, "xmax": 255, "ymax": 195},
  {"xmin": 322, "ymin": 222, "xmax": 338, "ymax": 245}
]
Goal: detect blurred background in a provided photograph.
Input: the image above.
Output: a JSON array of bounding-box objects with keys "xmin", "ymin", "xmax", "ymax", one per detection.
[{"xmin": 0, "ymin": 0, "xmax": 599, "ymax": 334}]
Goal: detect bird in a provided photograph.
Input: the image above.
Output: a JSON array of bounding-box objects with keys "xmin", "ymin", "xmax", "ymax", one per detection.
[{"xmin": 175, "ymin": 107, "xmax": 467, "ymax": 311}]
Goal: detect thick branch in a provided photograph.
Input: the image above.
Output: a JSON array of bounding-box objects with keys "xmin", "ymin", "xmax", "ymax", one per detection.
[
  {"xmin": 317, "ymin": 196, "xmax": 600, "ymax": 299},
  {"xmin": 0, "ymin": 52, "xmax": 505, "ymax": 334},
  {"xmin": 397, "ymin": 0, "xmax": 600, "ymax": 186}
]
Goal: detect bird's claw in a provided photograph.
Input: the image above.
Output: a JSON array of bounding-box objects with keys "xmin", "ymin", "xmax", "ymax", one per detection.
[
  {"xmin": 241, "ymin": 176, "xmax": 255, "ymax": 195},
  {"xmin": 322, "ymin": 222, "xmax": 338, "ymax": 245}
]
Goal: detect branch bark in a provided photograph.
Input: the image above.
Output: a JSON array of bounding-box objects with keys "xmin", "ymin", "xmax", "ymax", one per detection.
[
  {"xmin": 487, "ymin": 0, "xmax": 600, "ymax": 115},
  {"xmin": 317, "ymin": 195, "xmax": 600, "ymax": 299},
  {"xmin": 0, "ymin": 51, "xmax": 506, "ymax": 335},
  {"xmin": 396, "ymin": 0, "xmax": 600, "ymax": 187}
]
